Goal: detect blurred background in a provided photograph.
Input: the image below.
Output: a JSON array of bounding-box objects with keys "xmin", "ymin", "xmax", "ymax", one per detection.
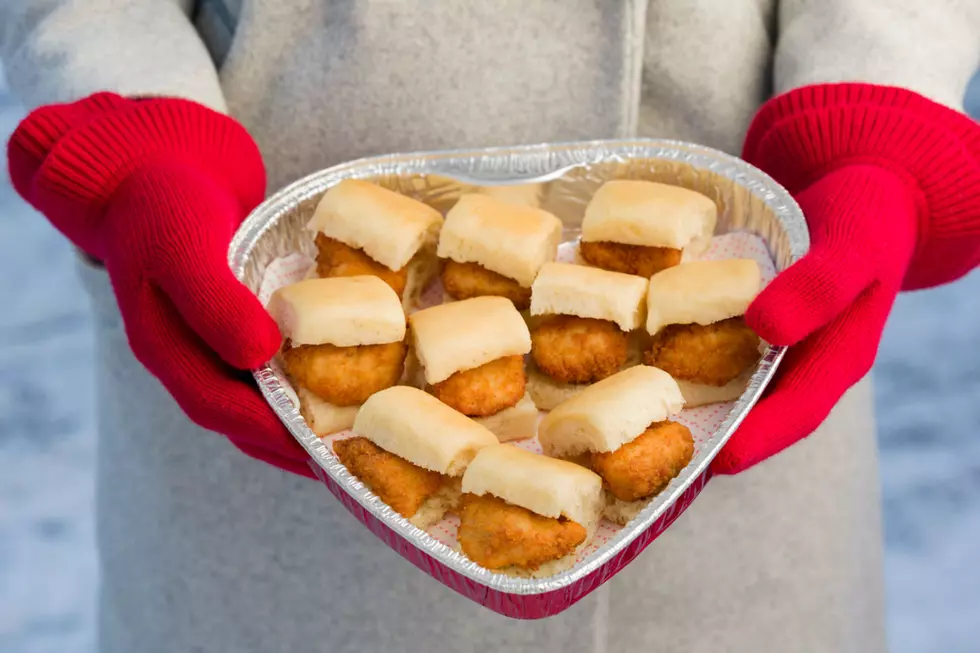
[{"xmin": 1, "ymin": 66, "xmax": 979, "ymax": 652}]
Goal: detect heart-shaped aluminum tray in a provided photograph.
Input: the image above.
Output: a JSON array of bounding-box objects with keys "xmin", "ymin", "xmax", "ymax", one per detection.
[{"xmin": 229, "ymin": 139, "xmax": 808, "ymax": 619}]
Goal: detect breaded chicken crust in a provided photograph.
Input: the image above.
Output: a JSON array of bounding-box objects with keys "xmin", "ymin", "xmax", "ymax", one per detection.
[
  {"xmin": 579, "ymin": 240, "xmax": 682, "ymax": 277},
  {"xmin": 441, "ymin": 259, "xmax": 531, "ymax": 309},
  {"xmin": 591, "ymin": 420, "xmax": 694, "ymax": 502},
  {"xmin": 430, "ymin": 355, "xmax": 526, "ymax": 417},
  {"xmin": 530, "ymin": 315, "xmax": 628, "ymax": 384},
  {"xmin": 315, "ymin": 233, "xmax": 408, "ymax": 297},
  {"xmin": 644, "ymin": 316, "xmax": 760, "ymax": 386},
  {"xmin": 282, "ymin": 340, "xmax": 406, "ymax": 406},
  {"xmin": 457, "ymin": 493, "xmax": 587, "ymax": 571},
  {"xmin": 333, "ymin": 437, "xmax": 446, "ymax": 518}
]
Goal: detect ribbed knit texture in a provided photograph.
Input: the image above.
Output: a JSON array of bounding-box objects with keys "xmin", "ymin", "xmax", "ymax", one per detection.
[
  {"xmin": 7, "ymin": 92, "xmax": 128, "ymax": 254},
  {"xmin": 8, "ymin": 92, "xmax": 266, "ymax": 260},
  {"xmin": 713, "ymin": 83, "xmax": 980, "ymax": 475},
  {"xmin": 742, "ymin": 83, "xmax": 980, "ymax": 290},
  {"xmin": 712, "ymin": 165, "xmax": 915, "ymax": 474},
  {"xmin": 6, "ymin": 94, "xmax": 312, "ymax": 477}
]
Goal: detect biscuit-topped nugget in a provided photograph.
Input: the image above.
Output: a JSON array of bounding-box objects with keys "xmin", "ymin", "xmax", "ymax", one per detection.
[
  {"xmin": 334, "ymin": 386, "xmax": 498, "ymax": 529},
  {"xmin": 438, "ymin": 194, "xmax": 562, "ymax": 310},
  {"xmin": 538, "ymin": 365, "xmax": 693, "ymax": 525},
  {"xmin": 458, "ymin": 444, "xmax": 604, "ymax": 576},
  {"xmin": 527, "ymin": 262, "xmax": 648, "ymax": 410},
  {"xmin": 644, "ymin": 259, "xmax": 763, "ymax": 406},
  {"xmin": 307, "ymin": 179, "xmax": 443, "ymax": 309},
  {"xmin": 579, "ymin": 180, "xmax": 716, "ymax": 277},
  {"xmin": 268, "ymin": 276, "xmax": 407, "ymax": 436},
  {"xmin": 408, "ymin": 296, "xmax": 535, "ymax": 442}
]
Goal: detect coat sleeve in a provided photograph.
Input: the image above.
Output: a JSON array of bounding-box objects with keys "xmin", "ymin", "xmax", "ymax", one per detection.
[
  {"xmin": 1, "ymin": 0, "xmax": 226, "ymax": 112},
  {"xmin": 775, "ymin": 0, "xmax": 980, "ymax": 111}
]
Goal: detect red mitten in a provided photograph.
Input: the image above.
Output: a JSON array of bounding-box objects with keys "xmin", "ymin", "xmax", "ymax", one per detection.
[
  {"xmin": 712, "ymin": 84, "xmax": 980, "ymax": 475},
  {"xmin": 7, "ymin": 93, "xmax": 314, "ymax": 478}
]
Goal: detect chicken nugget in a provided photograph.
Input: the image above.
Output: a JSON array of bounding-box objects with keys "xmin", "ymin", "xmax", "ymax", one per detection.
[
  {"xmin": 644, "ymin": 316, "xmax": 760, "ymax": 386},
  {"xmin": 579, "ymin": 240, "xmax": 681, "ymax": 277},
  {"xmin": 457, "ymin": 493, "xmax": 587, "ymax": 571},
  {"xmin": 333, "ymin": 437, "xmax": 446, "ymax": 518},
  {"xmin": 429, "ymin": 355, "xmax": 525, "ymax": 417},
  {"xmin": 590, "ymin": 420, "xmax": 694, "ymax": 502},
  {"xmin": 530, "ymin": 315, "xmax": 628, "ymax": 384},
  {"xmin": 315, "ymin": 233, "xmax": 408, "ymax": 297},
  {"xmin": 282, "ymin": 340, "xmax": 406, "ymax": 406},
  {"xmin": 441, "ymin": 259, "xmax": 531, "ymax": 309}
]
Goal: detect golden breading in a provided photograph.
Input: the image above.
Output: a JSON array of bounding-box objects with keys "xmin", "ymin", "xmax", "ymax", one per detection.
[
  {"xmin": 457, "ymin": 493, "xmax": 587, "ymax": 571},
  {"xmin": 315, "ymin": 233, "xmax": 408, "ymax": 298},
  {"xmin": 530, "ymin": 315, "xmax": 628, "ymax": 384},
  {"xmin": 333, "ymin": 437, "xmax": 447, "ymax": 518},
  {"xmin": 441, "ymin": 259, "xmax": 532, "ymax": 309},
  {"xmin": 282, "ymin": 340, "xmax": 406, "ymax": 406},
  {"xmin": 644, "ymin": 316, "xmax": 760, "ymax": 386},
  {"xmin": 579, "ymin": 240, "xmax": 682, "ymax": 277},
  {"xmin": 590, "ymin": 420, "xmax": 694, "ymax": 502},
  {"xmin": 429, "ymin": 355, "xmax": 526, "ymax": 417}
]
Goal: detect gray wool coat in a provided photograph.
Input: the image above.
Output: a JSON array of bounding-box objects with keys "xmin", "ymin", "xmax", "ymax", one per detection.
[{"xmin": 3, "ymin": 1, "xmax": 979, "ymax": 651}]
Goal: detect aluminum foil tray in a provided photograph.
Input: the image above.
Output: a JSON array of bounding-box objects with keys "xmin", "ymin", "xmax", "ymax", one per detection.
[{"xmin": 229, "ymin": 139, "xmax": 809, "ymax": 619}]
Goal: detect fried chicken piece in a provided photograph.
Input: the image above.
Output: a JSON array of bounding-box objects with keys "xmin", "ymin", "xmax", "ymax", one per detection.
[
  {"xmin": 282, "ymin": 340, "xmax": 406, "ymax": 406},
  {"xmin": 429, "ymin": 355, "xmax": 526, "ymax": 417},
  {"xmin": 457, "ymin": 493, "xmax": 587, "ymax": 571},
  {"xmin": 579, "ymin": 240, "xmax": 682, "ymax": 277},
  {"xmin": 644, "ymin": 316, "xmax": 760, "ymax": 386},
  {"xmin": 441, "ymin": 259, "xmax": 532, "ymax": 309},
  {"xmin": 333, "ymin": 437, "xmax": 446, "ymax": 518},
  {"xmin": 590, "ymin": 420, "xmax": 694, "ymax": 502},
  {"xmin": 315, "ymin": 233, "xmax": 408, "ymax": 298},
  {"xmin": 530, "ymin": 315, "xmax": 628, "ymax": 384}
]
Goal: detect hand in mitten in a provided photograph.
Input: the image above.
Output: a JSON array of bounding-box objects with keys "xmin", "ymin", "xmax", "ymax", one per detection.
[
  {"xmin": 7, "ymin": 93, "xmax": 313, "ymax": 477},
  {"xmin": 712, "ymin": 84, "xmax": 980, "ymax": 475}
]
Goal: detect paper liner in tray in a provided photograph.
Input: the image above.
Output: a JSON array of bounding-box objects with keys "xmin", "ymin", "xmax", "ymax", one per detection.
[{"xmin": 230, "ymin": 139, "xmax": 809, "ymax": 619}]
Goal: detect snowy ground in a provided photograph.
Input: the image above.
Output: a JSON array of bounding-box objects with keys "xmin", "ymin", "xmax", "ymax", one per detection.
[
  {"xmin": 2, "ymin": 72, "xmax": 980, "ymax": 653},
  {"xmin": 0, "ymin": 79, "xmax": 99, "ymax": 653}
]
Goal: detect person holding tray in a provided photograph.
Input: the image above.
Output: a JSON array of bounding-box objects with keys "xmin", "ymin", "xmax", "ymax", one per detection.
[{"xmin": 3, "ymin": 2, "xmax": 980, "ymax": 652}]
